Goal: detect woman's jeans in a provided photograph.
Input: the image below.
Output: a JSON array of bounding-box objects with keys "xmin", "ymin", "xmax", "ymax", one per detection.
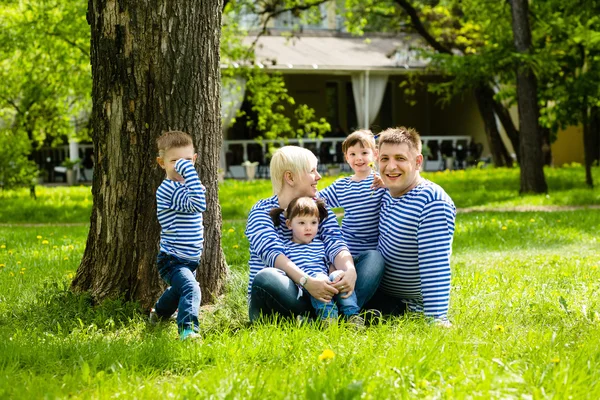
[
  {"xmin": 310, "ymin": 270, "xmax": 360, "ymax": 319},
  {"xmin": 155, "ymin": 252, "xmax": 201, "ymax": 332},
  {"xmin": 249, "ymin": 250, "xmax": 385, "ymax": 322}
]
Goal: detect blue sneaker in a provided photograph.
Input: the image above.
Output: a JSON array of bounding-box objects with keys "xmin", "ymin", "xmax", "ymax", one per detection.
[{"xmin": 179, "ymin": 328, "xmax": 201, "ymax": 341}]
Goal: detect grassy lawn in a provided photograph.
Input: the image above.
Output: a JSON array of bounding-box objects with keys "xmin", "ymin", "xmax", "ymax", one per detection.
[{"xmin": 0, "ymin": 166, "xmax": 599, "ymax": 398}]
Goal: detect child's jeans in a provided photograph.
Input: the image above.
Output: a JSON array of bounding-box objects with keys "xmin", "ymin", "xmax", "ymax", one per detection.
[
  {"xmin": 155, "ymin": 252, "xmax": 201, "ymax": 332},
  {"xmin": 310, "ymin": 270, "xmax": 360, "ymax": 319}
]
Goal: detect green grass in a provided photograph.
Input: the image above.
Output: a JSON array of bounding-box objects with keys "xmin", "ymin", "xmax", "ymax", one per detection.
[
  {"xmin": 1, "ymin": 168, "xmax": 600, "ymax": 398},
  {"xmin": 1, "ymin": 166, "xmax": 599, "ymax": 223}
]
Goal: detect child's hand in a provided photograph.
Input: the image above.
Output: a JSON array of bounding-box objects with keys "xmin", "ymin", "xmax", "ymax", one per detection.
[
  {"xmin": 371, "ymin": 174, "xmax": 386, "ymax": 189},
  {"xmin": 304, "ymin": 277, "xmax": 338, "ymax": 303}
]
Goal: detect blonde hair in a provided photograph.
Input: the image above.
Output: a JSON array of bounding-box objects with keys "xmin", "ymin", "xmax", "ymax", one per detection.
[
  {"xmin": 156, "ymin": 131, "xmax": 194, "ymax": 157},
  {"xmin": 270, "ymin": 146, "xmax": 318, "ymax": 195},
  {"xmin": 342, "ymin": 129, "xmax": 376, "ymax": 154},
  {"xmin": 377, "ymin": 126, "xmax": 422, "ymax": 154}
]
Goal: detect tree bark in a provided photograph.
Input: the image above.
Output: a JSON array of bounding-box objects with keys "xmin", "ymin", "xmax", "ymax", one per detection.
[
  {"xmin": 491, "ymin": 97, "xmax": 520, "ymax": 163},
  {"xmin": 510, "ymin": 0, "xmax": 547, "ymax": 194},
  {"xmin": 474, "ymin": 85, "xmax": 513, "ymax": 167},
  {"xmin": 72, "ymin": 0, "xmax": 227, "ymax": 310},
  {"xmin": 591, "ymin": 106, "xmax": 600, "ymax": 165},
  {"xmin": 582, "ymin": 103, "xmax": 594, "ymax": 188}
]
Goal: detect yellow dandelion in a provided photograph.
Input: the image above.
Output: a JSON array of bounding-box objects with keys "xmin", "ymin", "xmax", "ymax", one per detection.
[
  {"xmin": 592, "ymin": 266, "xmax": 598, "ymax": 270},
  {"xmin": 42, "ymin": 240, "xmax": 49, "ymax": 245},
  {"xmin": 68, "ymin": 273, "xmax": 74, "ymax": 279},
  {"xmin": 53, "ymin": 246, "xmax": 58, "ymax": 249},
  {"xmin": 64, "ymin": 257, "xmax": 69, "ymax": 261},
  {"xmin": 68, "ymin": 245, "xmax": 74, "ymax": 250},
  {"xmin": 529, "ymin": 219, "xmax": 535, "ymax": 222},
  {"xmin": 63, "ymin": 236, "xmax": 67, "ymax": 239},
  {"xmin": 494, "ymin": 325, "xmax": 505, "ymax": 332},
  {"xmin": 0, "ymin": 244, "xmax": 5, "ymax": 249},
  {"xmin": 9, "ymin": 272, "xmax": 14, "ymax": 277},
  {"xmin": 20, "ymin": 271, "xmax": 24, "ymax": 275},
  {"xmin": 228, "ymin": 228, "xmax": 235, "ymax": 233},
  {"xmin": 501, "ymin": 226, "xmax": 507, "ymax": 230},
  {"xmin": 20, "ymin": 268, "xmax": 25, "ymax": 271},
  {"xmin": 8, "ymin": 250, "xmax": 13, "ymax": 255},
  {"xmin": 0, "ymin": 264, "xmax": 5, "ymax": 268},
  {"xmin": 556, "ymin": 219, "xmax": 561, "ymax": 223},
  {"xmin": 233, "ymin": 245, "xmax": 239, "ymax": 249},
  {"xmin": 491, "ymin": 218, "xmax": 496, "ymax": 222},
  {"xmin": 16, "ymin": 261, "xmax": 21, "ymax": 265},
  {"xmin": 36, "ymin": 235, "xmax": 42, "ymax": 239},
  {"xmin": 551, "ymin": 357, "xmax": 560, "ymax": 363},
  {"xmin": 417, "ymin": 379, "xmax": 429, "ymax": 389},
  {"xmin": 507, "ymin": 219, "xmax": 513, "ymax": 223},
  {"xmin": 318, "ymin": 349, "xmax": 335, "ymax": 361}
]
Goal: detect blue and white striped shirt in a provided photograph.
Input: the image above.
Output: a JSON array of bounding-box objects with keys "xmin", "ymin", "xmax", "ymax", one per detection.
[
  {"xmin": 245, "ymin": 196, "xmax": 348, "ymax": 295},
  {"xmin": 318, "ymin": 174, "xmax": 385, "ymax": 257},
  {"xmin": 377, "ymin": 180, "xmax": 456, "ymax": 321},
  {"xmin": 156, "ymin": 159, "xmax": 206, "ymax": 262},
  {"xmin": 285, "ymin": 240, "xmax": 328, "ymax": 278}
]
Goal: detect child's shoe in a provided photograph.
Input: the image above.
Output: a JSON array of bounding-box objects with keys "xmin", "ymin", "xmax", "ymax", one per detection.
[
  {"xmin": 360, "ymin": 309, "xmax": 382, "ymax": 326},
  {"xmin": 179, "ymin": 328, "xmax": 202, "ymax": 341},
  {"xmin": 320, "ymin": 317, "xmax": 337, "ymax": 329},
  {"xmin": 346, "ymin": 315, "xmax": 365, "ymax": 330},
  {"xmin": 149, "ymin": 308, "xmax": 177, "ymax": 325}
]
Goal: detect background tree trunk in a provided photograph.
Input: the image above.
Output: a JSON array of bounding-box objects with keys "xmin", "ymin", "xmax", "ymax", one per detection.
[
  {"xmin": 72, "ymin": 0, "xmax": 226, "ymax": 310},
  {"xmin": 474, "ymin": 85, "xmax": 513, "ymax": 167},
  {"xmin": 510, "ymin": 0, "xmax": 548, "ymax": 194},
  {"xmin": 582, "ymin": 102, "xmax": 595, "ymax": 188}
]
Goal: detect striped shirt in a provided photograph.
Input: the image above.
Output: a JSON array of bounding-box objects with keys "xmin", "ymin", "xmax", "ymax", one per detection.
[
  {"xmin": 285, "ymin": 240, "xmax": 328, "ymax": 278},
  {"xmin": 318, "ymin": 174, "xmax": 385, "ymax": 257},
  {"xmin": 377, "ymin": 180, "xmax": 456, "ymax": 321},
  {"xmin": 156, "ymin": 159, "xmax": 206, "ymax": 262},
  {"xmin": 245, "ymin": 195, "xmax": 348, "ymax": 295}
]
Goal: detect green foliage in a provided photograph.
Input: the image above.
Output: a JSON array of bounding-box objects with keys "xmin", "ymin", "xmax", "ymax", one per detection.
[{"xmin": 0, "ymin": 130, "xmax": 37, "ymax": 190}]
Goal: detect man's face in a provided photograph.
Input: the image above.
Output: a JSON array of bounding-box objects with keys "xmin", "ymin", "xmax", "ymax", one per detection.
[
  {"xmin": 157, "ymin": 145, "xmax": 197, "ymax": 182},
  {"xmin": 378, "ymin": 142, "xmax": 422, "ymax": 197}
]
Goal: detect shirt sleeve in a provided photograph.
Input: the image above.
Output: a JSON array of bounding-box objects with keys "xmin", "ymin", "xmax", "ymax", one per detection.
[
  {"xmin": 245, "ymin": 206, "xmax": 286, "ymax": 268},
  {"xmin": 318, "ymin": 205, "xmax": 348, "ymax": 264},
  {"xmin": 318, "ymin": 179, "xmax": 341, "ymax": 208},
  {"xmin": 169, "ymin": 159, "xmax": 206, "ymax": 214},
  {"xmin": 417, "ymin": 200, "xmax": 456, "ymax": 321}
]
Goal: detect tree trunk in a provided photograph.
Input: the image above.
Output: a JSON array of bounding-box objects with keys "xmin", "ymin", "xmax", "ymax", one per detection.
[
  {"xmin": 510, "ymin": 0, "xmax": 547, "ymax": 194},
  {"xmin": 491, "ymin": 97, "xmax": 520, "ymax": 163},
  {"xmin": 582, "ymin": 103, "xmax": 594, "ymax": 188},
  {"xmin": 591, "ymin": 106, "xmax": 600, "ymax": 165},
  {"xmin": 474, "ymin": 85, "xmax": 513, "ymax": 167},
  {"xmin": 72, "ymin": 0, "xmax": 226, "ymax": 310}
]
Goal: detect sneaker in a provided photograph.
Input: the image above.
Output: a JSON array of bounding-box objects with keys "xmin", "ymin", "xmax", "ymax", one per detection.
[
  {"xmin": 149, "ymin": 308, "xmax": 177, "ymax": 325},
  {"xmin": 346, "ymin": 315, "xmax": 365, "ymax": 330},
  {"xmin": 179, "ymin": 328, "xmax": 202, "ymax": 341},
  {"xmin": 296, "ymin": 314, "xmax": 310, "ymax": 327},
  {"xmin": 319, "ymin": 317, "xmax": 337, "ymax": 329},
  {"xmin": 360, "ymin": 309, "xmax": 382, "ymax": 326}
]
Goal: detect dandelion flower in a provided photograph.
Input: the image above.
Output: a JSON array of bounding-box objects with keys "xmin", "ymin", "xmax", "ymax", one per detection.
[
  {"xmin": 20, "ymin": 271, "xmax": 24, "ymax": 275},
  {"xmin": 53, "ymin": 246, "xmax": 58, "ymax": 249},
  {"xmin": 64, "ymin": 257, "xmax": 69, "ymax": 261},
  {"xmin": 0, "ymin": 244, "xmax": 5, "ymax": 249},
  {"xmin": 16, "ymin": 261, "xmax": 21, "ymax": 265},
  {"xmin": 318, "ymin": 349, "xmax": 335, "ymax": 361},
  {"xmin": 228, "ymin": 228, "xmax": 235, "ymax": 233},
  {"xmin": 501, "ymin": 226, "xmax": 507, "ymax": 230},
  {"xmin": 0, "ymin": 264, "xmax": 5, "ymax": 268},
  {"xmin": 551, "ymin": 357, "xmax": 560, "ymax": 363},
  {"xmin": 68, "ymin": 245, "xmax": 74, "ymax": 250},
  {"xmin": 491, "ymin": 218, "xmax": 496, "ymax": 223},
  {"xmin": 529, "ymin": 219, "xmax": 535, "ymax": 222},
  {"xmin": 9, "ymin": 272, "xmax": 14, "ymax": 277},
  {"xmin": 8, "ymin": 250, "xmax": 12, "ymax": 255},
  {"xmin": 494, "ymin": 325, "xmax": 505, "ymax": 332},
  {"xmin": 36, "ymin": 235, "xmax": 42, "ymax": 239},
  {"xmin": 42, "ymin": 240, "xmax": 49, "ymax": 245},
  {"xmin": 233, "ymin": 245, "xmax": 239, "ymax": 249}
]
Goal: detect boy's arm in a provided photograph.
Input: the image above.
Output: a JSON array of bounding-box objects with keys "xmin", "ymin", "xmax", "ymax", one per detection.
[
  {"xmin": 170, "ymin": 159, "xmax": 206, "ymax": 214},
  {"xmin": 417, "ymin": 200, "xmax": 456, "ymax": 322},
  {"xmin": 317, "ymin": 179, "xmax": 341, "ymax": 208}
]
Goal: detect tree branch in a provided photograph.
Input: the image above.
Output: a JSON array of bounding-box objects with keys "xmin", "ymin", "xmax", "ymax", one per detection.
[
  {"xmin": 393, "ymin": 0, "xmax": 453, "ymax": 55},
  {"xmin": 46, "ymin": 32, "xmax": 88, "ymax": 57}
]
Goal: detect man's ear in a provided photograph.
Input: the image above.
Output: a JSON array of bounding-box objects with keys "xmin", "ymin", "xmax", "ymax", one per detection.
[
  {"xmin": 416, "ymin": 154, "xmax": 423, "ymax": 169},
  {"xmin": 157, "ymin": 157, "xmax": 165, "ymax": 169}
]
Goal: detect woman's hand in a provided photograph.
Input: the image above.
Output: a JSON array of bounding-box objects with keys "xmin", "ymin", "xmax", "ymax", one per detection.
[
  {"xmin": 304, "ymin": 276, "xmax": 338, "ymax": 303},
  {"xmin": 330, "ymin": 268, "xmax": 357, "ymax": 299}
]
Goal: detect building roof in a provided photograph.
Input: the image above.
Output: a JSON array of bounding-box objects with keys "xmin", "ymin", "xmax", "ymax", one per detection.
[{"xmin": 240, "ymin": 34, "xmax": 428, "ymax": 74}]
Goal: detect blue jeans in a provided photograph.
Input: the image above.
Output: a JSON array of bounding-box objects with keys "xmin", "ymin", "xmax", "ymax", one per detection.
[
  {"xmin": 310, "ymin": 270, "xmax": 360, "ymax": 319},
  {"xmin": 155, "ymin": 252, "xmax": 201, "ymax": 332},
  {"xmin": 249, "ymin": 250, "xmax": 385, "ymax": 322}
]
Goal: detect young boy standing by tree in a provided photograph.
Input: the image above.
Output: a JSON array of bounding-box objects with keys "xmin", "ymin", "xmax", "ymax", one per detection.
[{"xmin": 150, "ymin": 131, "xmax": 206, "ymax": 340}]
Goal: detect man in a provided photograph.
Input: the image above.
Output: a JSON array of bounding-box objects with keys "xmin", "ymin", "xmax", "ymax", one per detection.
[{"xmin": 366, "ymin": 127, "xmax": 456, "ymax": 325}]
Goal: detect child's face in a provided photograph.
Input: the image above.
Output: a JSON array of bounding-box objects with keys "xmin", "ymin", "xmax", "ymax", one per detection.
[
  {"xmin": 287, "ymin": 214, "xmax": 319, "ymax": 244},
  {"xmin": 345, "ymin": 143, "xmax": 376, "ymax": 176},
  {"xmin": 157, "ymin": 145, "xmax": 197, "ymax": 182}
]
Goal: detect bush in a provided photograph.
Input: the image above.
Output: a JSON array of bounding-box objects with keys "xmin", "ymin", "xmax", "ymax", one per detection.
[{"xmin": 0, "ymin": 130, "xmax": 38, "ymax": 190}]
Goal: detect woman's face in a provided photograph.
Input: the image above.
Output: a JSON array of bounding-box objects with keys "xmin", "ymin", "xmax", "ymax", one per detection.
[{"xmin": 293, "ymin": 163, "xmax": 321, "ymax": 197}]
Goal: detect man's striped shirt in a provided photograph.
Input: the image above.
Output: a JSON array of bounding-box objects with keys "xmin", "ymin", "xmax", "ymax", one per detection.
[
  {"xmin": 377, "ymin": 180, "xmax": 456, "ymax": 321},
  {"xmin": 245, "ymin": 196, "xmax": 348, "ymax": 295},
  {"xmin": 156, "ymin": 159, "xmax": 206, "ymax": 262},
  {"xmin": 285, "ymin": 240, "xmax": 328, "ymax": 278},
  {"xmin": 318, "ymin": 174, "xmax": 385, "ymax": 257}
]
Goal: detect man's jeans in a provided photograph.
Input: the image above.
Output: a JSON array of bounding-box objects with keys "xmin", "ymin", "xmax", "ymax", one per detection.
[
  {"xmin": 155, "ymin": 252, "xmax": 201, "ymax": 332},
  {"xmin": 249, "ymin": 250, "xmax": 385, "ymax": 322}
]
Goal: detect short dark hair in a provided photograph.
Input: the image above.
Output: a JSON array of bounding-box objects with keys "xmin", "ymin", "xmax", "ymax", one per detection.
[
  {"xmin": 269, "ymin": 197, "xmax": 328, "ymax": 226},
  {"xmin": 342, "ymin": 130, "xmax": 376, "ymax": 154},
  {"xmin": 377, "ymin": 126, "xmax": 422, "ymax": 154}
]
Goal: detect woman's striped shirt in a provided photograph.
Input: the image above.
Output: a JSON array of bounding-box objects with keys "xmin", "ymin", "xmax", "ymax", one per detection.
[
  {"xmin": 245, "ymin": 195, "xmax": 347, "ymax": 295},
  {"xmin": 156, "ymin": 159, "xmax": 206, "ymax": 262},
  {"xmin": 377, "ymin": 180, "xmax": 456, "ymax": 321},
  {"xmin": 318, "ymin": 174, "xmax": 385, "ymax": 257}
]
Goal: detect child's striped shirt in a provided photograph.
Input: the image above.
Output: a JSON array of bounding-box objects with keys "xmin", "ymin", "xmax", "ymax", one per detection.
[
  {"xmin": 318, "ymin": 174, "xmax": 385, "ymax": 257},
  {"xmin": 285, "ymin": 240, "xmax": 328, "ymax": 278},
  {"xmin": 377, "ymin": 180, "xmax": 456, "ymax": 321},
  {"xmin": 156, "ymin": 159, "xmax": 206, "ymax": 262},
  {"xmin": 245, "ymin": 196, "xmax": 347, "ymax": 296}
]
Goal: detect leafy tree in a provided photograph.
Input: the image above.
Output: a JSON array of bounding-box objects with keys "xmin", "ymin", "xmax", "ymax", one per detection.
[{"xmin": 0, "ymin": 130, "xmax": 37, "ymax": 191}]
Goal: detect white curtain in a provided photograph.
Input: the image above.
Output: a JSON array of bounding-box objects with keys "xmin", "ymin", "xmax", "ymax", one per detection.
[
  {"xmin": 351, "ymin": 72, "xmax": 389, "ymax": 129},
  {"xmin": 221, "ymin": 76, "xmax": 247, "ymax": 135}
]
